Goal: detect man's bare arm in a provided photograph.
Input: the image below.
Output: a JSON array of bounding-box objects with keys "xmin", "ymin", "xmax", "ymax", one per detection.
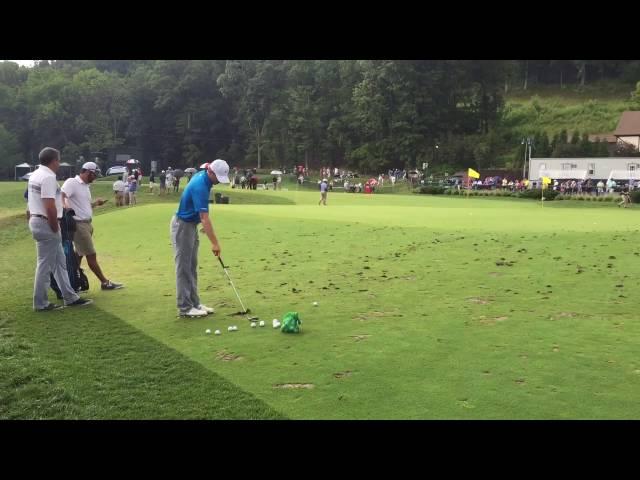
[
  {"xmin": 42, "ymin": 198, "xmax": 58, "ymax": 233},
  {"xmin": 199, "ymin": 212, "xmax": 221, "ymax": 256}
]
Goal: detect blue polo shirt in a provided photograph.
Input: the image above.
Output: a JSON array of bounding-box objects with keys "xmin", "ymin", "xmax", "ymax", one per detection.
[{"xmin": 176, "ymin": 171, "xmax": 213, "ymax": 223}]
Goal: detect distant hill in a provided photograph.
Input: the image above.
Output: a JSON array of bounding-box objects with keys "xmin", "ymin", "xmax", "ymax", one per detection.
[{"xmin": 502, "ymin": 81, "xmax": 637, "ymax": 138}]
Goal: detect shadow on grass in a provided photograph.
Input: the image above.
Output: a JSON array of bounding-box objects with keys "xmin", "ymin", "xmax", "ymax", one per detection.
[{"xmin": 1, "ymin": 305, "xmax": 285, "ymax": 420}]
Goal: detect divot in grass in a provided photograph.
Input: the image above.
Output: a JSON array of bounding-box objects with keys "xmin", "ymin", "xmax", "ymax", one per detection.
[
  {"xmin": 215, "ymin": 350, "xmax": 242, "ymax": 362},
  {"xmin": 274, "ymin": 383, "xmax": 315, "ymax": 389},
  {"xmin": 467, "ymin": 297, "xmax": 491, "ymax": 305},
  {"xmin": 350, "ymin": 335, "xmax": 371, "ymax": 342}
]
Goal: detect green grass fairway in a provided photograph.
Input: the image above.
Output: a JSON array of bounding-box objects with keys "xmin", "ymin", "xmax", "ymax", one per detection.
[{"xmin": 2, "ymin": 184, "xmax": 640, "ymax": 419}]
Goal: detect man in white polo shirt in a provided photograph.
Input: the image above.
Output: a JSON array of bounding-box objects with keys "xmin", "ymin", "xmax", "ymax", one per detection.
[
  {"xmin": 27, "ymin": 147, "xmax": 93, "ymax": 311},
  {"xmin": 112, "ymin": 175, "xmax": 126, "ymax": 206},
  {"xmin": 62, "ymin": 162, "xmax": 124, "ymax": 291}
]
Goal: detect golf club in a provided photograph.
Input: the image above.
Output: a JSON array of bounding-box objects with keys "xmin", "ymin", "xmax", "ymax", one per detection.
[{"xmin": 217, "ymin": 256, "xmax": 259, "ymax": 321}]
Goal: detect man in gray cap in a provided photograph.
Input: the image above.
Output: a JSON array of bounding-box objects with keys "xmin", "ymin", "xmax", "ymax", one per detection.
[
  {"xmin": 170, "ymin": 159, "xmax": 230, "ymax": 317},
  {"xmin": 62, "ymin": 161, "xmax": 124, "ymax": 291},
  {"xmin": 27, "ymin": 147, "xmax": 93, "ymax": 310}
]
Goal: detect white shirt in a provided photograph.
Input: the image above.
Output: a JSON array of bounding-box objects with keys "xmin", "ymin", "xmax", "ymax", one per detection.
[
  {"xmin": 113, "ymin": 180, "xmax": 125, "ymax": 192},
  {"xmin": 27, "ymin": 165, "xmax": 63, "ymax": 218},
  {"xmin": 61, "ymin": 175, "xmax": 93, "ymax": 221}
]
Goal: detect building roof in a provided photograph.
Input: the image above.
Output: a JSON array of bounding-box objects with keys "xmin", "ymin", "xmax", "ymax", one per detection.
[
  {"xmin": 614, "ymin": 111, "xmax": 640, "ymax": 136},
  {"xmin": 588, "ymin": 133, "xmax": 617, "ymax": 143}
]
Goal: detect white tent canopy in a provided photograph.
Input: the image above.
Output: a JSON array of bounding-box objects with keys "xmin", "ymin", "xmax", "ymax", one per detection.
[
  {"xmin": 15, "ymin": 162, "xmax": 34, "ymax": 181},
  {"xmin": 539, "ymin": 169, "xmax": 588, "ymax": 180},
  {"xmin": 539, "ymin": 168, "xmax": 640, "ymax": 181},
  {"xmin": 608, "ymin": 170, "xmax": 640, "ymax": 180}
]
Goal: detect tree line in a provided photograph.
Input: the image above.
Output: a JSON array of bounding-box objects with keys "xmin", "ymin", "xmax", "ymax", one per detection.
[{"xmin": 0, "ymin": 59, "xmax": 639, "ymax": 178}]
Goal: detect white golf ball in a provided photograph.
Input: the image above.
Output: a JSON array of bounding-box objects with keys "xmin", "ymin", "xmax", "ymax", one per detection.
[
  {"xmin": 251, "ymin": 322, "xmax": 257, "ymax": 328},
  {"xmin": 232, "ymin": 325, "xmax": 238, "ymax": 331},
  {"xmin": 228, "ymin": 326, "xmax": 233, "ymax": 332},
  {"xmin": 205, "ymin": 329, "xmax": 211, "ymax": 334},
  {"xmin": 214, "ymin": 330, "xmax": 221, "ymax": 335},
  {"xmin": 313, "ymin": 301, "xmax": 318, "ymax": 306},
  {"xmin": 259, "ymin": 321, "xmax": 265, "ymax": 327}
]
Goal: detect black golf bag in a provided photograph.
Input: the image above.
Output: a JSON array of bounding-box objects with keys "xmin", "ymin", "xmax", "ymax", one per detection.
[{"xmin": 50, "ymin": 209, "xmax": 89, "ymax": 299}]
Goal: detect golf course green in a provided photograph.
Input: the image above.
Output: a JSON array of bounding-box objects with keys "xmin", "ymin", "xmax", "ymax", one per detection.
[{"xmin": 2, "ymin": 181, "xmax": 640, "ymax": 419}]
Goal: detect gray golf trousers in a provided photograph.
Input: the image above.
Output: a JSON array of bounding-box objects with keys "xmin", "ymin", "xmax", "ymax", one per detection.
[
  {"xmin": 29, "ymin": 216, "xmax": 80, "ymax": 309},
  {"xmin": 170, "ymin": 215, "xmax": 200, "ymax": 313}
]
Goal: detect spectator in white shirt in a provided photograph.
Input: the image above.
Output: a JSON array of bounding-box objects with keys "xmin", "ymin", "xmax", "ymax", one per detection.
[
  {"xmin": 113, "ymin": 176, "xmax": 125, "ymax": 206},
  {"xmin": 62, "ymin": 162, "xmax": 124, "ymax": 291},
  {"xmin": 27, "ymin": 148, "xmax": 93, "ymax": 310}
]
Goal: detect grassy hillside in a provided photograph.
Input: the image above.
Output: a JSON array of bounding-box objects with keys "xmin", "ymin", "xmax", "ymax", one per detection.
[{"xmin": 503, "ymin": 81, "xmax": 638, "ymax": 137}]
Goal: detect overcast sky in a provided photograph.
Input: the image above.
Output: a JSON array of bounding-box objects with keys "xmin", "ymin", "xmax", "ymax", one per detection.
[{"xmin": 1, "ymin": 60, "xmax": 37, "ymax": 67}]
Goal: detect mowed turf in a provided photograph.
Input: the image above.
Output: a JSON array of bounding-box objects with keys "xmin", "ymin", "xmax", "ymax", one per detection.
[{"xmin": 3, "ymin": 183, "xmax": 640, "ymax": 419}]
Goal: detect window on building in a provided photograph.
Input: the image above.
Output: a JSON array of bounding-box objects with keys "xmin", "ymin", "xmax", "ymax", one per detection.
[
  {"xmin": 628, "ymin": 163, "xmax": 638, "ymax": 172},
  {"xmin": 588, "ymin": 163, "xmax": 595, "ymax": 175},
  {"xmin": 561, "ymin": 163, "xmax": 572, "ymax": 170}
]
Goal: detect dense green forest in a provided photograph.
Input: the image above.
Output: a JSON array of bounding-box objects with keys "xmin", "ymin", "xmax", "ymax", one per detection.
[{"xmin": 2, "ymin": 60, "xmax": 640, "ymax": 177}]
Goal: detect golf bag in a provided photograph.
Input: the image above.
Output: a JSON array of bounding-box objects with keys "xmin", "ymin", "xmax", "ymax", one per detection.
[{"xmin": 50, "ymin": 209, "xmax": 89, "ymax": 299}]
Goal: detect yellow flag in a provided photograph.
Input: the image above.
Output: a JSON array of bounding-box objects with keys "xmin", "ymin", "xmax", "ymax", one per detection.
[
  {"xmin": 542, "ymin": 176, "xmax": 551, "ymax": 185},
  {"xmin": 468, "ymin": 168, "xmax": 480, "ymax": 179}
]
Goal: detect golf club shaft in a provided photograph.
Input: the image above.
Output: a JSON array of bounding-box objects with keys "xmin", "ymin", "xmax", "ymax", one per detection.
[{"xmin": 218, "ymin": 256, "xmax": 248, "ymax": 313}]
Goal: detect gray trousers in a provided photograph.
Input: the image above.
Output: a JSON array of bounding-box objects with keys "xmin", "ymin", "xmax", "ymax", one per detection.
[
  {"xmin": 170, "ymin": 216, "xmax": 200, "ymax": 313},
  {"xmin": 29, "ymin": 217, "xmax": 80, "ymax": 309}
]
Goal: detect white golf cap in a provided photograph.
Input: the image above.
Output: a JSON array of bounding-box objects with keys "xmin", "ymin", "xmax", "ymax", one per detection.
[
  {"xmin": 208, "ymin": 159, "xmax": 230, "ymax": 183},
  {"xmin": 82, "ymin": 161, "xmax": 98, "ymax": 172}
]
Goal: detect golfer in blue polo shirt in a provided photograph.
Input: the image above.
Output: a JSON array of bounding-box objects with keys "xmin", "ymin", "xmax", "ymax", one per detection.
[{"xmin": 170, "ymin": 159, "xmax": 230, "ymax": 317}]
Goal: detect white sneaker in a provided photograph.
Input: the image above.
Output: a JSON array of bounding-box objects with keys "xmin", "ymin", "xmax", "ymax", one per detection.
[
  {"xmin": 180, "ymin": 307, "xmax": 208, "ymax": 318},
  {"xmin": 197, "ymin": 304, "xmax": 215, "ymax": 314}
]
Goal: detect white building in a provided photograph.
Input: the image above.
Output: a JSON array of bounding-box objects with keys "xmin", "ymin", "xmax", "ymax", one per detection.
[{"xmin": 529, "ymin": 157, "xmax": 640, "ymax": 181}]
